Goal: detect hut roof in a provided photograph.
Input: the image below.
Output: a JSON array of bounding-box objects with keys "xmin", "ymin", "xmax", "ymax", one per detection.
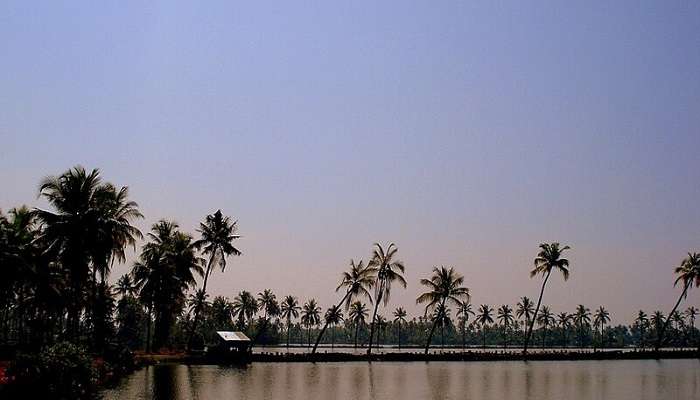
[{"xmin": 216, "ymin": 331, "xmax": 251, "ymax": 342}]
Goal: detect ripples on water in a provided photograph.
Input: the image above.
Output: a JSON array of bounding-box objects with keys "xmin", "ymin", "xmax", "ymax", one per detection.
[{"xmin": 103, "ymin": 359, "xmax": 700, "ymax": 400}]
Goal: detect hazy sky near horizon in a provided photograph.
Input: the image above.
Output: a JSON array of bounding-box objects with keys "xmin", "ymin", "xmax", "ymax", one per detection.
[{"xmin": 1, "ymin": 2, "xmax": 699, "ymax": 324}]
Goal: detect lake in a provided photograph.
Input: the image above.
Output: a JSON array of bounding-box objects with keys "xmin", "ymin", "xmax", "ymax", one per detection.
[{"xmin": 103, "ymin": 359, "xmax": 700, "ymax": 400}]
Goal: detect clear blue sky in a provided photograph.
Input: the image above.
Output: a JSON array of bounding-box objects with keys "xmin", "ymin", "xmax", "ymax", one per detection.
[{"xmin": 1, "ymin": 1, "xmax": 699, "ymax": 323}]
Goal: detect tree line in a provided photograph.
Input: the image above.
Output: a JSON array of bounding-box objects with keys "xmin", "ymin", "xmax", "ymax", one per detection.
[{"xmin": 1, "ymin": 166, "xmax": 698, "ymax": 356}]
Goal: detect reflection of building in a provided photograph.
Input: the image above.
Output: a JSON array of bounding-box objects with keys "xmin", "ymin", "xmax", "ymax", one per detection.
[{"xmin": 214, "ymin": 331, "xmax": 252, "ymax": 354}]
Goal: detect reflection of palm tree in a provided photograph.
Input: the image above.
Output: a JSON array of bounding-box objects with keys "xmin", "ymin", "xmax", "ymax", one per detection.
[
  {"xmin": 573, "ymin": 305, "xmax": 591, "ymax": 348},
  {"xmin": 312, "ymin": 259, "xmax": 373, "ymax": 353},
  {"xmin": 366, "ymin": 243, "xmax": 407, "ymax": 355},
  {"xmin": 457, "ymin": 302, "xmax": 475, "ymax": 351},
  {"xmin": 497, "ymin": 305, "xmax": 514, "ymax": 348},
  {"xmin": 325, "ymin": 305, "xmax": 344, "ymax": 350},
  {"xmin": 635, "ymin": 310, "xmax": 649, "ymax": 348},
  {"xmin": 281, "ymin": 295, "xmax": 300, "ymax": 350},
  {"xmin": 416, "ymin": 266, "xmax": 469, "ymax": 354},
  {"xmin": 475, "ymin": 304, "xmax": 494, "ymax": 349},
  {"xmin": 393, "ymin": 307, "xmax": 407, "ymax": 350},
  {"xmin": 189, "ymin": 210, "xmax": 241, "ymax": 347},
  {"xmin": 301, "ymin": 299, "xmax": 321, "ymax": 348},
  {"xmin": 537, "ymin": 306, "xmax": 555, "ymax": 349},
  {"xmin": 524, "ymin": 243, "xmax": 571, "ymax": 353},
  {"xmin": 593, "ymin": 306, "xmax": 610, "ymax": 349},
  {"xmin": 657, "ymin": 253, "xmax": 700, "ymax": 351},
  {"xmin": 349, "ymin": 302, "xmax": 369, "ymax": 348}
]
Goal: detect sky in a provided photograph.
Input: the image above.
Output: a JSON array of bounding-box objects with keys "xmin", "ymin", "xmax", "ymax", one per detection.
[{"xmin": 1, "ymin": 2, "xmax": 699, "ymax": 324}]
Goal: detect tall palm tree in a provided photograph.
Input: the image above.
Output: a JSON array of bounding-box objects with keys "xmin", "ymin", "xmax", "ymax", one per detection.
[
  {"xmin": 475, "ymin": 304, "xmax": 494, "ymax": 349},
  {"xmin": 573, "ymin": 305, "xmax": 591, "ymax": 348},
  {"xmin": 312, "ymin": 259, "xmax": 373, "ymax": 353},
  {"xmin": 524, "ymin": 242, "xmax": 571, "ymax": 353},
  {"xmin": 635, "ymin": 310, "xmax": 649, "ymax": 348},
  {"xmin": 656, "ymin": 253, "xmax": 700, "ymax": 351},
  {"xmin": 497, "ymin": 305, "xmax": 515, "ymax": 349},
  {"xmin": 393, "ymin": 307, "xmax": 407, "ymax": 350},
  {"xmin": 232, "ymin": 291, "xmax": 258, "ymax": 330},
  {"xmin": 349, "ymin": 302, "xmax": 369, "ymax": 348},
  {"xmin": 685, "ymin": 306, "xmax": 698, "ymax": 347},
  {"xmin": 301, "ymin": 299, "xmax": 321, "ymax": 348},
  {"xmin": 593, "ymin": 306, "xmax": 611, "ymax": 349},
  {"xmin": 324, "ymin": 305, "xmax": 344, "ymax": 350},
  {"xmin": 416, "ymin": 266, "xmax": 470, "ymax": 354},
  {"xmin": 457, "ymin": 302, "xmax": 475, "ymax": 351},
  {"xmin": 516, "ymin": 297, "xmax": 535, "ymax": 337},
  {"xmin": 188, "ymin": 210, "xmax": 241, "ymax": 347},
  {"xmin": 280, "ymin": 295, "xmax": 300, "ymax": 350},
  {"xmin": 557, "ymin": 312, "xmax": 572, "ymax": 347},
  {"xmin": 537, "ymin": 306, "xmax": 555, "ymax": 349},
  {"xmin": 366, "ymin": 243, "xmax": 407, "ymax": 355}
]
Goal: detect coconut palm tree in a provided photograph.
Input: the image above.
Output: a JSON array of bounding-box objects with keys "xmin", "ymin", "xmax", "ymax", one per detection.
[
  {"xmin": 232, "ymin": 291, "xmax": 258, "ymax": 330},
  {"xmin": 416, "ymin": 266, "xmax": 470, "ymax": 354},
  {"xmin": 188, "ymin": 210, "xmax": 241, "ymax": 347},
  {"xmin": 366, "ymin": 243, "xmax": 407, "ymax": 355},
  {"xmin": 324, "ymin": 305, "xmax": 344, "ymax": 350},
  {"xmin": 592, "ymin": 306, "xmax": 610, "ymax": 350},
  {"xmin": 537, "ymin": 306, "xmax": 555, "ymax": 349},
  {"xmin": 457, "ymin": 302, "xmax": 475, "ymax": 351},
  {"xmin": 524, "ymin": 242, "xmax": 571, "ymax": 353},
  {"xmin": 573, "ymin": 305, "xmax": 591, "ymax": 348},
  {"xmin": 280, "ymin": 295, "xmax": 300, "ymax": 350},
  {"xmin": 635, "ymin": 310, "xmax": 649, "ymax": 348},
  {"xmin": 393, "ymin": 307, "xmax": 407, "ymax": 350},
  {"xmin": 432, "ymin": 303, "xmax": 452, "ymax": 349},
  {"xmin": 497, "ymin": 305, "xmax": 514, "ymax": 349},
  {"xmin": 656, "ymin": 253, "xmax": 700, "ymax": 351},
  {"xmin": 557, "ymin": 312, "xmax": 572, "ymax": 347},
  {"xmin": 312, "ymin": 259, "xmax": 374, "ymax": 353},
  {"xmin": 301, "ymin": 299, "xmax": 321, "ymax": 348},
  {"xmin": 475, "ymin": 304, "xmax": 494, "ymax": 349},
  {"xmin": 349, "ymin": 302, "xmax": 369, "ymax": 348},
  {"xmin": 685, "ymin": 306, "xmax": 698, "ymax": 347}
]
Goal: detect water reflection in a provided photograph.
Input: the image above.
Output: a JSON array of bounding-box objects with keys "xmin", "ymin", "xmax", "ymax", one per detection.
[{"xmin": 103, "ymin": 359, "xmax": 700, "ymax": 400}]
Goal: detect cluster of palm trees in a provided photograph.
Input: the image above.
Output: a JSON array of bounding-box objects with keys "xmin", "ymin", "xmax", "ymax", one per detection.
[{"xmin": 2, "ymin": 165, "xmax": 699, "ymax": 356}]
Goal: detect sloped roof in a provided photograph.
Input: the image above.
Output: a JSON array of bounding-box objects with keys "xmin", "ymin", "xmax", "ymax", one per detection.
[{"xmin": 216, "ymin": 331, "xmax": 251, "ymax": 342}]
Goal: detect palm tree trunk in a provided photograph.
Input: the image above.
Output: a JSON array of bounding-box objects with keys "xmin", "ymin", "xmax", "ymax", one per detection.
[
  {"xmin": 367, "ymin": 281, "xmax": 385, "ymax": 355},
  {"xmin": 312, "ymin": 291, "xmax": 351, "ymax": 354},
  {"xmin": 187, "ymin": 253, "xmax": 216, "ymax": 349},
  {"xmin": 524, "ymin": 270, "xmax": 551, "ymax": 353},
  {"xmin": 656, "ymin": 281, "xmax": 690, "ymax": 351}
]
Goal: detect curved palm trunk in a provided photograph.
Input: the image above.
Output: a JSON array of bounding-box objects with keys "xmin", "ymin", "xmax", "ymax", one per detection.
[
  {"xmin": 524, "ymin": 270, "xmax": 551, "ymax": 353},
  {"xmin": 312, "ymin": 291, "xmax": 351, "ymax": 354},
  {"xmin": 187, "ymin": 253, "xmax": 216, "ymax": 348},
  {"xmin": 656, "ymin": 281, "xmax": 690, "ymax": 351},
  {"xmin": 367, "ymin": 281, "xmax": 385, "ymax": 355}
]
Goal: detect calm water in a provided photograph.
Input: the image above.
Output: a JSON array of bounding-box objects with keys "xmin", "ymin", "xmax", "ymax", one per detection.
[{"xmin": 103, "ymin": 359, "xmax": 700, "ymax": 400}]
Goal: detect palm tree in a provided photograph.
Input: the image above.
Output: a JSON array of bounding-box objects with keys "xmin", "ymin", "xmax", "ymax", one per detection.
[
  {"xmin": 475, "ymin": 304, "xmax": 494, "ymax": 349},
  {"xmin": 232, "ymin": 291, "xmax": 258, "ymax": 330},
  {"xmin": 516, "ymin": 297, "xmax": 535, "ymax": 338},
  {"xmin": 366, "ymin": 243, "xmax": 407, "ymax": 355},
  {"xmin": 685, "ymin": 306, "xmax": 698, "ymax": 347},
  {"xmin": 573, "ymin": 305, "xmax": 591, "ymax": 348},
  {"xmin": 497, "ymin": 305, "xmax": 514, "ymax": 349},
  {"xmin": 593, "ymin": 306, "xmax": 611, "ymax": 349},
  {"xmin": 188, "ymin": 210, "xmax": 241, "ymax": 347},
  {"xmin": 280, "ymin": 295, "xmax": 300, "ymax": 350},
  {"xmin": 393, "ymin": 307, "xmax": 407, "ymax": 350},
  {"xmin": 416, "ymin": 266, "xmax": 470, "ymax": 354},
  {"xmin": 301, "ymin": 299, "xmax": 321, "ymax": 348},
  {"xmin": 537, "ymin": 306, "xmax": 555, "ymax": 349},
  {"xmin": 312, "ymin": 259, "xmax": 373, "ymax": 353},
  {"xmin": 656, "ymin": 253, "xmax": 700, "ymax": 351},
  {"xmin": 557, "ymin": 312, "xmax": 572, "ymax": 347},
  {"xmin": 432, "ymin": 303, "xmax": 452, "ymax": 349},
  {"xmin": 324, "ymin": 305, "xmax": 344, "ymax": 350},
  {"xmin": 457, "ymin": 302, "xmax": 475, "ymax": 351},
  {"xmin": 635, "ymin": 310, "xmax": 649, "ymax": 348},
  {"xmin": 524, "ymin": 242, "xmax": 571, "ymax": 353},
  {"xmin": 349, "ymin": 302, "xmax": 369, "ymax": 348}
]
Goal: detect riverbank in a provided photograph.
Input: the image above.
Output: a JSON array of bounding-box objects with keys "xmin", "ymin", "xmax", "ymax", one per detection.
[{"xmin": 135, "ymin": 348, "xmax": 699, "ymax": 364}]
